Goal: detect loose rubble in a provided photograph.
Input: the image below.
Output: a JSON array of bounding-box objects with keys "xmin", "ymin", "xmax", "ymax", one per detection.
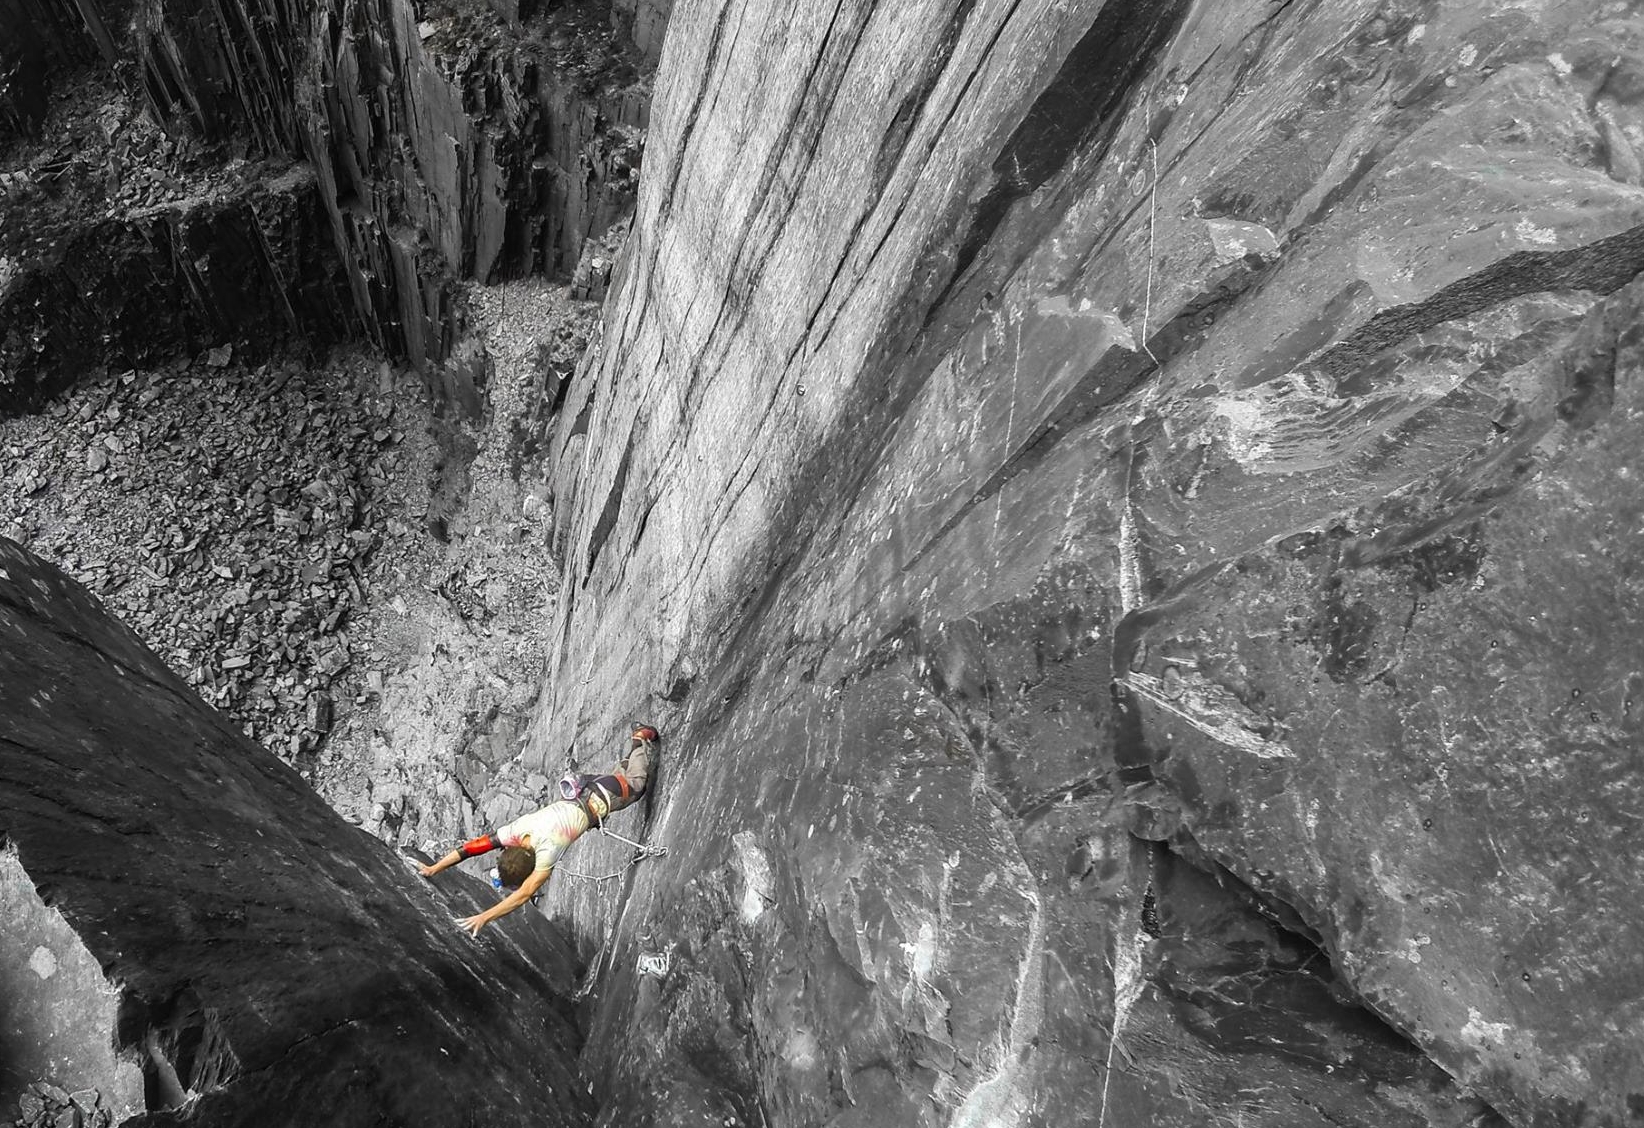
[
  {"xmin": 1, "ymin": 348, "xmax": 406, "ymax": 767},
  {"xmin": 9, "ymin": 1082, "xmax": 112, "ymax": 1128}
]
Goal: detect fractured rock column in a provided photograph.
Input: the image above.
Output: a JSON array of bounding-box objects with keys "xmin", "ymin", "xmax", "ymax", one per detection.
[
  {"xmin": 612, "ymin": 0, "xmax": 671, "ymax": 70},
  {"xmin": 6, "ymin": 0, "xmax": 654, "ymax": 411},
  {"xmin": 131, "ymin": 0, "xmax": 652, "ymax": 409},
  {"xmin": 0, "ymin": 537, "xmax": 593, "ymax": 1128}
]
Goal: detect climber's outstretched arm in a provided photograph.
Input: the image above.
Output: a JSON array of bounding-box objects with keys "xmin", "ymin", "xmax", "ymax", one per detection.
[
  {"xmin": 419, "ymin": 833, "xmax": 500, "ymax": 877},
  {"xmin": 456, "ymin": 867, "xmax": 551, "ymax": 937}
]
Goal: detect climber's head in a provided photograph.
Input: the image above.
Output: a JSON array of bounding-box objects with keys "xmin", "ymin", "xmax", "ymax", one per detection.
[{"xmin": 497, "ymin": 846, "xmax": 536, "ymax": 891}]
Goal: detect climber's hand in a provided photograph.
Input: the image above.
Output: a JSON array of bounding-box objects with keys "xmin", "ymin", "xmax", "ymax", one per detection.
[
  {"xmin": 418, "ymin": 850, "xmax": 460, "ymax": 878},
  {"xmin": 455, "ymin": 913, "xmax": 489, "ymax": 937}
]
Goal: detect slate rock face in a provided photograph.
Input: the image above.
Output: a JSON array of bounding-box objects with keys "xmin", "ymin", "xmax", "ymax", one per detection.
[
  {"xmin": 1119, "ymin": 276, "xmax": 1644, "ymax": 1128},
  {"xmin": 0, "ymin": 537, "xmax": 591, "ymax": 1128},
  {"xmin": 537, "ymin": 1, "xmax": 1644, "ymax": 1125}
]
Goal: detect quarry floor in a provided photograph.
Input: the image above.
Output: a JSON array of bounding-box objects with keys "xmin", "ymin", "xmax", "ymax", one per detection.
[{"xmin": 0, "ymin": 279, "xmax": 596, "ymax": 860}]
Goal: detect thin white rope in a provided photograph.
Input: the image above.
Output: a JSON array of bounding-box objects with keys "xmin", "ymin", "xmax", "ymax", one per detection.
[
  {"xmin": 554, "ymin": 825, "xmax": 668, "ymax": 882},
  {"xmin": 1141, "ymin": 138, "xmax": 1160, "ymax": 366}
]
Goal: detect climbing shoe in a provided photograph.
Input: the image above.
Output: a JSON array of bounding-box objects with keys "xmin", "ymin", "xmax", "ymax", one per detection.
[{"xmin": 632, "ymin": 725, "xmax": 660, "ymax": 746}]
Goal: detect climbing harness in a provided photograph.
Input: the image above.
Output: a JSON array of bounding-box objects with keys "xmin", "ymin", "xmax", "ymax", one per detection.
[
  {"xmin": 558, "ymin": 771, "xmax": 640, "ymax": 828},
  {"xmin": 554, "ymin": 823, "xmax": 669, "ymax": 883}
]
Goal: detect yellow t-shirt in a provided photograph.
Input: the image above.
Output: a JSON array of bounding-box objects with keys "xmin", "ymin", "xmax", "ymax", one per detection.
[{"xmin": 497, "ymin": 801, "xmax": 590, "ymax": 874}]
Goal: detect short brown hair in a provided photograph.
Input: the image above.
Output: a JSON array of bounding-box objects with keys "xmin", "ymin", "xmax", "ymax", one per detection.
[{"xmin": 498, "ymin": 847, "xmax": 536, "ymax": 890}]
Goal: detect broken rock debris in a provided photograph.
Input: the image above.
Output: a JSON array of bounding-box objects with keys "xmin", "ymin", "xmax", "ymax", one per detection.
[
  {"xmin": 0, "ymin": 349, "xmax": 407, "ymax": 767},
  {"xmin": 9, "ymin": 1083, "xmax": 113, "ymax": 1128}
]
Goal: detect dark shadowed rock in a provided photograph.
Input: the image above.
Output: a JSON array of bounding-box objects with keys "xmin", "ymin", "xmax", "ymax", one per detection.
[
  {"xmin": 0, "ymin": 0, "xmax": 125, "ymax": 136},
  {"xmin": 539, "ymin": 1, "xmax": 1644, "ymax": 1125},
  {"xmin": 0, "ymin": 160, "xmax": 351, "ymax": 414},
  {"xmin": 0, "ymin": 537, "xmax": 592, "ymax": 1128}
]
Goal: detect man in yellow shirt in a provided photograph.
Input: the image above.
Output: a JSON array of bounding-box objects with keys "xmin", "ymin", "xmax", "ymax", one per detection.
[{"xmin": 419, "ymin": 725, "xmax": 658, "ymax": 935}]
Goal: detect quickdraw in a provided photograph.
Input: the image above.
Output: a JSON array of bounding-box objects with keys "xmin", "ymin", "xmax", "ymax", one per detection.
[{"xmin": 554, "ymin": 824, "xmax": 669, "ymax": 883}]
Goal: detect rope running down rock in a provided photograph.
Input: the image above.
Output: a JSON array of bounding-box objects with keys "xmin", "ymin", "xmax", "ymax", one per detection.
[{"xmin": 554, "ymin": 825, "xmax": 668, "ymax": 883}]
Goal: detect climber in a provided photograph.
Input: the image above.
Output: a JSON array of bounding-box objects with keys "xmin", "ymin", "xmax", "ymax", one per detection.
[{"xmin": 418, "ymin": 725, "xmax": 659, "ymax": 937}]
